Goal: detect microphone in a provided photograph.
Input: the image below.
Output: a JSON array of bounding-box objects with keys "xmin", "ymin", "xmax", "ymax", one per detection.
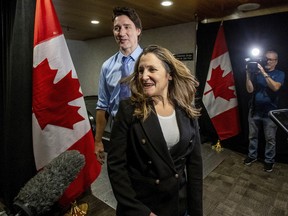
[{"xmin": 13, "ymin": 150, "xmax": 85, "ymax": 216}]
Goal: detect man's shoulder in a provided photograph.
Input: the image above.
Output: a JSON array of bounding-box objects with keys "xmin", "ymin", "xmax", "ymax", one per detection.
[
  {"xmin": 272, "ymin": 69, "xmax": 285, "ymax": 79},
  {"xmin": 102, "ymin": 52, "xmax": 121, "ymax": 68},
  {"xmin": 272, "ymin": 69, "xmax": 285, "ymax": 74},
  {"xmin": 129, "ymin": 45, "xmax": 143, "ymax": 60},
  {"xmin": 269, "ymin": 69, "xmax": 285, "ymax": 85}
]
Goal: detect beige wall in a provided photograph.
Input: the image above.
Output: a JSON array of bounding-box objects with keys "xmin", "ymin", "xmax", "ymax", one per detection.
[{"xmin": 67, "ymin": 22, "xmax": 197, "ymax": 96}]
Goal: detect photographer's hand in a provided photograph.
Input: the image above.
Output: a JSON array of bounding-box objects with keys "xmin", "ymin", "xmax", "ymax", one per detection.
[{"xmin": 257, "ymin": 63, "xmax": 269, "ymax": 78}]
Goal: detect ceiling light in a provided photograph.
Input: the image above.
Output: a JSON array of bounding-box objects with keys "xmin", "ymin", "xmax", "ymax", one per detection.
[
  {"xmin": 161, "ymin": 1, "xmax": 173, "ymax": 7},
  {"xmin": 91, "ymin": 20, "xmax": 100, "ymax": 24},
  {"xmin": 237, "ymin": 3, "xmax": 260, "ymax": 12}
]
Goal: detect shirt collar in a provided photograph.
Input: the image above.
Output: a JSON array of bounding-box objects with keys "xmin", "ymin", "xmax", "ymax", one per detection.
[{"xmin": 118, "ymin": 45, "xmax": 143, "ymax": 62}]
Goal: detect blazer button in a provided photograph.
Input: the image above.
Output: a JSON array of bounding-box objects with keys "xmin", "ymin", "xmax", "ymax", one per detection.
[
  {"xmin": 148, "ymin": 160, "xmax": 152, "ymax": 164},
  {"xmin": 155, "ymin": 179, "xmax": 160, "ymax": 184},
  {"xmin": 141, "ymin": 139, "xmax": 146, "ymax": 144},
  {"xmin": 175, "ymin": 174, "xmax": 179, "ymax": 178}
]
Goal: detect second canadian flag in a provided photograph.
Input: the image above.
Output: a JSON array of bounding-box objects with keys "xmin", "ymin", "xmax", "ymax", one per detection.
[{"xmin": 202, "ymin": 24, "xmax": 240, "ymax": 140}]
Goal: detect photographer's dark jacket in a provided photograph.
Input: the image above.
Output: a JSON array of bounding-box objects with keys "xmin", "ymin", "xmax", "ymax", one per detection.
[
  {"xmin": 251, "ymin": 69, "xmax": 285, "ymax": 116},
  {"xmin": 107, "ymin": 100, "xmax": 203, "ymax": 216}
]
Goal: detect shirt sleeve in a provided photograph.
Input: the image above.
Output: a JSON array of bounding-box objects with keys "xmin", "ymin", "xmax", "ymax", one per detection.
[{"xmin": 96, "ymin": 63, "xmax": 109, "ymax": 111}]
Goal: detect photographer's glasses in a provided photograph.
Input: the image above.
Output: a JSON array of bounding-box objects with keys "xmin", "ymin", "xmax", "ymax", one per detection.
[{"xmin": 266, "ymin": 58, "xmax": 277, "ymax": 62}]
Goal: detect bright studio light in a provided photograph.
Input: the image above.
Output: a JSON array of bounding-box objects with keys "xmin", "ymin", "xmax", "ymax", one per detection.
[{"xmin": 251, "ymin": 48, "xmax": 260, "ymax": 57}]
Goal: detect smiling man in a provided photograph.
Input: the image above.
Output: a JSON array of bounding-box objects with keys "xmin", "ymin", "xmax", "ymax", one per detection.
[{"xmin": 94, "ymin": 7, "xmax": 143, "ymax": 164}]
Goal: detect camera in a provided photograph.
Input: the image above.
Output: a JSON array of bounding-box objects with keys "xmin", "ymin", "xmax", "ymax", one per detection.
[{"xmin": 245, "ymin": 57, "xmax": 266, "ymax": 74}]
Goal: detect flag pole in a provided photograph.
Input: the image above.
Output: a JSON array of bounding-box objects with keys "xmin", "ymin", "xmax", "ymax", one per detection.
[{"xmin": 220, "ymin": 19, "xmax": 224, "ymax": 26}]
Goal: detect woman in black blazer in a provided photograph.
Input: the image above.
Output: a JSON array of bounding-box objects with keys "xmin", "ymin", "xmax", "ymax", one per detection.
[{"xmin": 107, "ymin": 45, "xmax": 203, "ymax": 216}]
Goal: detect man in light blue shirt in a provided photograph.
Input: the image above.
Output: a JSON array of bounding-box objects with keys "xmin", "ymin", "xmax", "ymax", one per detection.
[{"xmin": 95, "ymin": 7, "xmax": 143, "ymax": 164}]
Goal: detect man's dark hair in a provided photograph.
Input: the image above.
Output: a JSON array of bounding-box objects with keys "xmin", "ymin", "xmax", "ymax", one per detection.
[{"xmin": 112, "ymin": 7, "xmax": 142, "ymax": 30}]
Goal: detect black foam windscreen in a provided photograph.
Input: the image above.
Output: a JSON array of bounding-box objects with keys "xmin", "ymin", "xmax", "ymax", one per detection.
[{"xmin": 13, "ymin": 150, "xmax": 85, "ymax": 216}]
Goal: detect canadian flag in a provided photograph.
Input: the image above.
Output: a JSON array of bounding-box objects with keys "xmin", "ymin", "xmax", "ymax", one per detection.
[
  {"xmin": 32, "ymin": 0, "xmax": 101, "ymax": 206},
  {"xmin": 202, "ymin": 24, "xmax": 240, "ymax": 140}
]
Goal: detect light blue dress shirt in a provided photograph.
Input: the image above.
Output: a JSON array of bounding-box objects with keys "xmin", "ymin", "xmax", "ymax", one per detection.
[{"xmin": 96, "ymin": 45, "xmax": 143, "ymax": 117}]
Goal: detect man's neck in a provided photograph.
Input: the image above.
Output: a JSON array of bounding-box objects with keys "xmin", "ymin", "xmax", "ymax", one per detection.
[{"xmin": 120, "ymin": 45, "xmax": 138, "ymax": 56}]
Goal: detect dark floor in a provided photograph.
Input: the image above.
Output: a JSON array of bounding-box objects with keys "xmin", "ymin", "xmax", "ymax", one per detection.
[
  {"xmin": 204, "ymin": 150, "xmax": 288, "ymax": 216},
  {"xmin": 75, "ymin": 144, "xmax": 288, "ymax": 216},
  {"xmin": 2, "ymin": 143, "xmax": 288, "ymax": 216}
]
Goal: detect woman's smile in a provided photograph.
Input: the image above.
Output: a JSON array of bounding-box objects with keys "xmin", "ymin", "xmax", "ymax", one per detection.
[{"xmin": 138, "ymin": 53, "xmax": 171, "ymax": 98}]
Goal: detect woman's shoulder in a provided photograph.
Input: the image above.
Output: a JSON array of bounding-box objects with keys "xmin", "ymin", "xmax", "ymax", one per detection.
[
  {"xmin": 115, "ymin": 99, "xmax": 136, "ymax": 124},
  {"xmin": 119, "ymin": 99, "xmax": 135, "ymax": 110}
]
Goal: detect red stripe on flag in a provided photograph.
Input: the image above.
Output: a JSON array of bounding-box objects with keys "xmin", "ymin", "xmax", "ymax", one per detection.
[
  {"xmin": 34, "ymin": 0, "xmax": 62, "ymax": 46},
  {"xmin": 59, "ymin": 131, "xmax": 101, "ymax": 206},
  {"xmin": 211, "ymin": 25, "xmax": 227, "ymax": 60},
  {"xmin": 211, "ymin": 107, "xmax": 241, "ymax": 140}
]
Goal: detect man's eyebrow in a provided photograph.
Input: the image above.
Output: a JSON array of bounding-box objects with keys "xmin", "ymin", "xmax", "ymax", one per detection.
[{"xmin": 114, "ymin": 23, "xmax": 132, "ymax": 27}]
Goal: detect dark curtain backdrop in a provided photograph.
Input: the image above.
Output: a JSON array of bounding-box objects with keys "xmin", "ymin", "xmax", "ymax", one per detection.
[
  {"xmin": 0, "ymin": 0, "xmax": 36, "ymax": 209},
  {"xmin": 196, "ymin": 12, "xmax": 288, "ymax": 163}
]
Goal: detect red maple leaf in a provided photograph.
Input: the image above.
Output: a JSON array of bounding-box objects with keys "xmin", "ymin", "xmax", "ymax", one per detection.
[
  {"xmin": 33, "ymin": 58, "xmax": 84, "ymax": 130},
  {"xmin": 204, "ymin": 65, "xmax": 236, "ymax": 101}
]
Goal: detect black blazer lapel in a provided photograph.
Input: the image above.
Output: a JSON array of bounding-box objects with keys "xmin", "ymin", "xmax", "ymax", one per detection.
[
  {"xmin": 175, "ymin": 107, "xmax": 193, "ymax": 146},
  {"xmin": 140, "ymin": 111, "xmax": 175, "ymax": 170},
  {"xmin": 170, "ymin": 107, "xmax": 194, "ymax": 155}
]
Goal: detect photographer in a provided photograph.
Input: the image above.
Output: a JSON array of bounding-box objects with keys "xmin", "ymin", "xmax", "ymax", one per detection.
[{"xmin": 244, "ymin": 50, "xmax": 285, "ymax": 172}]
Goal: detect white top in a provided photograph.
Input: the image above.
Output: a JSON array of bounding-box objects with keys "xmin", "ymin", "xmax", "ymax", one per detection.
[{"xmin": 157, "ymin": 110, "xmax": 180, "ymax": 150}]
